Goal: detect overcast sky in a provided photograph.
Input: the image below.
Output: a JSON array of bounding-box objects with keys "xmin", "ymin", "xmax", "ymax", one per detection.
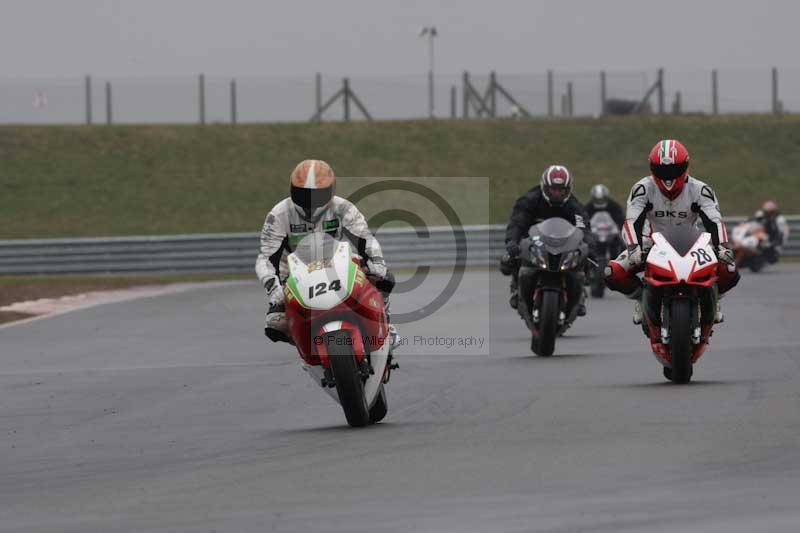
[{"xmin": 0, "ymin": 0, "xmax": 797, "ymax": 78}]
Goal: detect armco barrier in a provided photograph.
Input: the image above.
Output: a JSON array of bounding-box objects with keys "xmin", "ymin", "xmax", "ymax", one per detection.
[{"xmin": 0, "ymin": 217, "xmax": 797, "ymax": 276}]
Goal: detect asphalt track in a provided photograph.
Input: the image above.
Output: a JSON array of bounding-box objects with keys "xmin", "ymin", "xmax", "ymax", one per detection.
[{"xmin": 1, "ymin": 265, "xmax": 800, "ymax": 532}]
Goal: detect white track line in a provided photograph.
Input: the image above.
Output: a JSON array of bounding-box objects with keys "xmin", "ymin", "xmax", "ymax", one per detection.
[{"xmin": 0, "ymin": 281, "xmax": 248, "ymax": 331}]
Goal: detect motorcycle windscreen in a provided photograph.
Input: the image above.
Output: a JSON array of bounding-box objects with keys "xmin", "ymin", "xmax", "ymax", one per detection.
[
  {"xmin": 590, "ymin": 211, "xmax": 618, "ymax": 235},
  {"xmin": 657, "ymin": 224, "xmax": 705, "ymax": 256},
  {"xmin": 293, "ymin": 232, "xmax": 339, "ymax": 263},
  {"xmin": 530, "ymin": 217, "xmax": 584, "ymax": 254}
]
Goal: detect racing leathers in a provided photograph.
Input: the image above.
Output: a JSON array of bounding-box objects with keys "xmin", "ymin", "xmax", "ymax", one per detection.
[
  {"xmin": 502, "ymin": 185, "xmax": 594, "ymax": 313},
  {"xmin": 256, "ymin": 196, "xmax": 393, "ymax": 342},
  {"xmin": 606, "ymin": 175, "xmax": 740, "ymax": 301},
  {"xmin": 756, "ymin": 213, "xmax": 790, "ymax": 263}
]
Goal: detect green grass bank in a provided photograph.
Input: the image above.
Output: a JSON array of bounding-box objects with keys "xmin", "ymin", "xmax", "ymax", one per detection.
[{"xmin": 1, "ymin": 115, "xmax": 798, "ymax": 238}]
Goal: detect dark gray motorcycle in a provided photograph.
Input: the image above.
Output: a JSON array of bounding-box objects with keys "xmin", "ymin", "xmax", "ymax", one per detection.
[{"xmin": 516, "ymin": 218, "xmax": 590, "ymax": 356}]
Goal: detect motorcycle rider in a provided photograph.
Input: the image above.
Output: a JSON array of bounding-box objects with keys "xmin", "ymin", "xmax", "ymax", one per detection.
[
  {"xmin": 255, "ymin": 159, "xmax": 398, "ymax": 347},
  {"xmin": 753, "ymin": 200, "xmax": 790, "ymax": 263},
  {"xmin": 605, "ymin": 139, "xmax": 739, "ymax": 324},
  {"xmin": 585, "ymin": 184, "xmax": 626, "ymax": 229},
  {"xmin": 500, "ymin": 164, "xmax": 594, "ymax": 315},
  {"xmin": 585, "ymin": 183, "xmax": 626, "ymax": 256}
]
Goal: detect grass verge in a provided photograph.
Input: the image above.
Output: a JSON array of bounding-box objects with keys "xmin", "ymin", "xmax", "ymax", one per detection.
[{"xmin": 1, "ymin": 115, "xmax": 799, "ymax": 238}]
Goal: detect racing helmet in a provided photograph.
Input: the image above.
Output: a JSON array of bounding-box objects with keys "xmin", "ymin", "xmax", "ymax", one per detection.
[
  {"xmin": 290, "ymin": 159, "xmax": 336, "ymax": 221},
  {"xmin": 761, "ymin": 200, "xmax": 779, "ymax": 219},
  {"xmin": 541, "ymin": 165, "xmax": 573, "ymax": 206},
  {"xmin": 590, "ymin": 184, "xmax": 610, "ymax": 209},
  {"xmin": 649, "ymin": 139, "xmax": 690, "ymax": 200}
]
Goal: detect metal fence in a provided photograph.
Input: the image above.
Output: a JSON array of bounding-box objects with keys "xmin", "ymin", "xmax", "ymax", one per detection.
[
  {"xmin": 0, "ymin": 218, "xmax": 797, "ymax": 276},
  {"xmin": 1, "ymin": 67, "xmax": 797, "ymax": 125}
]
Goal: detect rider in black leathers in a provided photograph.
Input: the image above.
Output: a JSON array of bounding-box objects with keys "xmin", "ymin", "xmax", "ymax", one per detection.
[
  {"xmin": 501, "ymin": 165, "xmax": 594, "ymax": 314},
  {"xmin": 585, "ymin": 184, "xmax": 625, "ymax": 228},
  {"xmin": 585, "ymin": 184, "xmax": 625, "ymax": 257}
]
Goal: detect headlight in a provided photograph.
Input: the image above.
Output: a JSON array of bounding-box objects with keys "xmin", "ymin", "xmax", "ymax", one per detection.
[
  {"xmin": 560, "ymin": 250, "xmax": 581, "ymax": 270},
  {"xmin": 530, "ymin": 243, "xmax": 548, "ymax": 268}
]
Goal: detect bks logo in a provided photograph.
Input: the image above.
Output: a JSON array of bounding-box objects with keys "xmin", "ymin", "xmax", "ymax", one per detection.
[{"xmin": 654, "ymin": 210, "xmax": 688, "ymax": 218}]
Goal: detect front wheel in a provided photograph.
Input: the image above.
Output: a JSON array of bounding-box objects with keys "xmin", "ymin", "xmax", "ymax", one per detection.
[
  {"xmin": 668, "ymin": 299, "xmax": 693, "ymax": 384},
  {"xmin": 369, "ymin": 385, "xmax": 388, "ymax": 423},
  {"xmin": 534, "ymin": 290, "xmax": 560, "ymax": 357},
  {"xmin": 327, "ymin": 333, "xmax": 370, "ymax": 427},
  {"xmin": 590, "ymin": 268, "xmax": 606, "ymax": 298}
]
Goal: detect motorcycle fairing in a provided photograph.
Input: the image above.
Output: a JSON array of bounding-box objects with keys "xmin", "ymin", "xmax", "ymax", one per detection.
[{"xmin": 645, "ymin": 232, "xmax": 718, "ymax": 288}]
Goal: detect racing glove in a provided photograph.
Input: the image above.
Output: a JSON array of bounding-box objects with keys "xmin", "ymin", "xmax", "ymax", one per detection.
[
  {"xmin": 366, "ymin": 258, "xmax": 395, "ymax": 294},
  {"xmin": 717, "ymin": 243, "xmax": 735, "ymax": 266},
  {"xmin": 625, "ymin": 244, "xmax": 643, "ymax": 268},
  {"xmin": 506, "ymin": 242, "xmax": 521, "ymax": 258}
]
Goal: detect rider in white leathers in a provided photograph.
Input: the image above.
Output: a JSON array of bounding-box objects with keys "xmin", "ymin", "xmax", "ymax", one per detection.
[
  {"xmin": 606, "ymin": 140, "xmax": 739, "ymax": 322},
  {"xmin": 256, "ymin": 159, "xmax": 397, "ymax": 343}
]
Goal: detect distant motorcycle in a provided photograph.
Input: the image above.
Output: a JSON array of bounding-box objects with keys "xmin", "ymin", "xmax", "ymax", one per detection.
[
  {"xmin": 588, "ymin": 211, "xmax": 622, "ymax": 298},
  {"xmin": 284, "ymin": 233, "xmax": 395, "ymax": 427},
  {"xmin": 516, "ymin": 217, "xmax": 589, "ymax": 356},
  {"xmin": 731, "ymin": 220, "xmax": 772, "ymax": 272},
  {"xmin": 642, "ymin": 226, "xmax": 720, "ymax": 383}
]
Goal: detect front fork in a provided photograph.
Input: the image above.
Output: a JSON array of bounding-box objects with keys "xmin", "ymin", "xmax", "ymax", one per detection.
[{"xmin": 644, "ymin": 285, "xmax": 715, "ymax": 344}]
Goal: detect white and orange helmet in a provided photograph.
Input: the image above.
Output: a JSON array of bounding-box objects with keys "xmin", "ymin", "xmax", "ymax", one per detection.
[
  {"xmin": 541, "ymin": 165, "xmax": 573, "ymax": 206},
  {"xmin": 290, "ymin": 159, "xmax": 336, "ymax": 221}
]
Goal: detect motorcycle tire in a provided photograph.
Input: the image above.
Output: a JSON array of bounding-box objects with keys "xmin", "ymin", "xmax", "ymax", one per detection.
[
  {"xmin": 590, "ymin": 277, "xmax": 605, "ymax": 298},
  {"xmin": 369, "ymin": 385, "xmax": 388, "ymax": 424},
  {"xmin": 668, "ymin": 300, "xmax": 693, "ymax": 384},
  {"xmin": 749, "ymin": 256, "xmax": 765, "ymax": 273},
  {"xmin": 534, "ymin": 290, "xmax": 560, "ymax": 357},
  {"xmin": 327, "ymin": 334, "xmax": 371, "ymax": 427}
]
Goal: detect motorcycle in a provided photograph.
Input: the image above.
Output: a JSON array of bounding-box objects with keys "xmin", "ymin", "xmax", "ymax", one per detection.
[
  {"xmin": 731, "ymin": 220, "xmax": 771, "ymax": 272},
  {"xmin": 588, "ymin": 211, "xmax": 622, "ymax": 298},
  {"xmin": 516, "ymin": 217, "xmax": 589, "ymax": 357},
  {"xmin": 283, "ymin": 233, "xmax": 395, "ymax": 427},
  {"xmin": 641, "ymin": 226, "xmax": 720, "ymax": 383}
]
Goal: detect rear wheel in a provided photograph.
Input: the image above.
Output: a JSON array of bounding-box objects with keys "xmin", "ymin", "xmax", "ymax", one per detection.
[
  {"xmin": 749, "ymin": 255, "xmax": 765, "ymax": 272},
  {"xmin": 369, "ymin": 385, "xmax": 388, "ymax": 423},
  {"xmin": 534, "ymin": 290, "xmax": 560, "ymax": 357},
  {"xmin": 590, "ymin": 272, "xmax": 605, "ymax": 298},
  {"xmin": 327, "ymin": 333, "xmax": 370, "ymax": 427},
  {"xmin": 668, "ymin": 300, "xmax": 693, "ymax": 384}
]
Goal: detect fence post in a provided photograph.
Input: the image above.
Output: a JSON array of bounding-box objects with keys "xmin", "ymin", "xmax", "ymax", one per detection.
[
  {"xmin": 600, "ymin": 70, "xmax": 607, "ymax": 116},
  {"xmin": 428, "ymin": 69, "xmax": 434, "ymax": 119},
  {"xmin": 343, "ymin": 78, "xmax": 350, "ymax": 121},
  {"xmin": 198, "ymin": 73, "xmax": 206, "ymax": 125},
  {"xmin": 772, "ymin": 67, "xmax": 780, "ymax": 114},
  {"xmin": 230, "ymin": 79, "xmax": 237, "ymax": 124},
  {"xmin": 105, "ymin": 81, "xmax": 112, "ymax": 125},
  {"xmin": 567, "ymin": 81, "xmax": 574, "ymax": 116},
  {"xmin": 657, "ymin": 68, "xmax": 664, "ymax": 114},
  {"xmin": 672, "ymin": 91, "xmax": 682, "ymax": 114},
  {"xmin": 711, "ymin": 69, "xmax": 718, "ymax": 115},
  {"xmin": 85, "ymin": 75, "xmax": 92, "ymax": 125},
  {"xmin": 489, "ymin": 71, "xmax": 497, "ymax": 117},
  {"xmin": 547, "ymin": 69, "xmax": 554, "ymax": 117},
  {"xmin": 462, "ymin": 71, "xmax": 470, "ymax": 118},
  {"xmin": 315, "ymin": 73, "xmax": 322, "ymax": 123},
  {"xmin": 450, "ymin": 85, "xmax": 456, "ymax": 118}
]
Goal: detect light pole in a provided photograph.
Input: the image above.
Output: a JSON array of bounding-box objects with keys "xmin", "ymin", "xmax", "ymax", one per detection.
[{"xmin": 418, "ymin": 26, "xmax": 438, "ymax": 118}]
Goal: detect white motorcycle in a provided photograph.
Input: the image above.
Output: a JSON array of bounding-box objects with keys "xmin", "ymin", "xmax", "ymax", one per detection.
[{"xmin": 641, "ymin": 227, "xmax": 720, "ymax": 383}]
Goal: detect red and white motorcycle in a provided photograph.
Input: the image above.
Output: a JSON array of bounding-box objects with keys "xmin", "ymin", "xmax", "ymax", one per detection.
[
  {"xmin": 284, "ymin": 233, "xmax": 395, "ymax": 427},
  {"xmin": 642, "ymin": 227, "xmax": 720, "ymax": 383}
]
